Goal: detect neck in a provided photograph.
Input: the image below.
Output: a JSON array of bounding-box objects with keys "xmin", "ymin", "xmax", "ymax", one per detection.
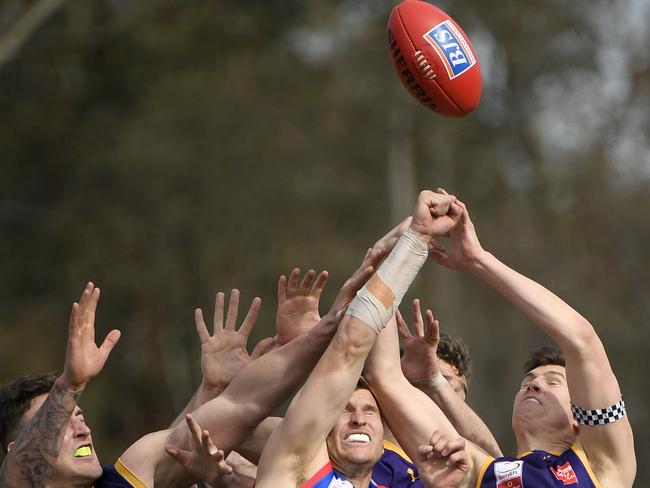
[
  {"xmin": 334, "ymin": 462, "xmax": 373, "ymax": 488},
  {"xmin": 344, "ymin": 472, "xmax": 373, "ymax": 488},
  {"xmin": 515, "ymin": 428, "xmax": 575, "ymax": 456},
  {"xmin": 45, "ymin": 479, "xmax": 92, "ymax": 488}
]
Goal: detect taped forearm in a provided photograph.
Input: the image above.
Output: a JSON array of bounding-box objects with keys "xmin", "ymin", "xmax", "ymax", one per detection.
[{"xmin": 346, "ymin": 227, "xmax": 429, "ymax": 333}]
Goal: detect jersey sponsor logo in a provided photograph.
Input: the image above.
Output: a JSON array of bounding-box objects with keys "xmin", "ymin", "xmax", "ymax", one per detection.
[
  {"xmin": 422, "ymin": 20, "xmax": 476, "ymax": 79},
  {"xmin": 494, "ymin": 461, "xmax": 524, "ymax": 488},
  {"xmin": 406, "ymin": 467, "xmax": 418, "ymax": 482},
  {"xmin": 550, "ymin": 462, "xmax": 578, "ymax": 485}
]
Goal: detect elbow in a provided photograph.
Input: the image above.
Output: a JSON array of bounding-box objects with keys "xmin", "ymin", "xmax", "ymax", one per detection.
[{"xmin": 566, "ymin": 316, "xmax": 601, "ymax": 354}]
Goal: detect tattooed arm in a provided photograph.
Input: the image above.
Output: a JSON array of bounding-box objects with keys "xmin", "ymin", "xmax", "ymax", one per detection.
[{"xmin": 0, "ymin": 283, "xmax": 120, "ymax": 487}]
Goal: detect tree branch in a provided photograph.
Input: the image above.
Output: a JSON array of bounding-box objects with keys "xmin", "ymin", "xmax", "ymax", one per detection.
[{"xmin": 0, "ymin": 0, "xmax": 65, "ymax": 70}]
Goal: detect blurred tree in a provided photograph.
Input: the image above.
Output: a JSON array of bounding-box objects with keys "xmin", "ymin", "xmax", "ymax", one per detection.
[
  {"xmin": 0, "ymin": 0, "xmax": 66, "ymax": 69},
  {"xmin": 0, "ymin": 0, "xmax": 647, "ymax": 483}
]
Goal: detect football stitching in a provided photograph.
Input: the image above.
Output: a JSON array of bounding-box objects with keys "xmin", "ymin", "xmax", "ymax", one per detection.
[{"xmin": 414, "ymin": 50, "xmax": 437, "ymax": 80}]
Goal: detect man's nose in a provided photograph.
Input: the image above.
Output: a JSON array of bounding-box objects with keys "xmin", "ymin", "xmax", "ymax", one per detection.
[
  {"xmin": 526, "ymin": 380, "xmax": 542, "ymax": 393},
  {"xmin": 72, "ymin": 418, "xmax": 91, "ymax": 438},
  {"xmin": 350, "ymin": 412, "xmax": 367, "ymax": 426}
]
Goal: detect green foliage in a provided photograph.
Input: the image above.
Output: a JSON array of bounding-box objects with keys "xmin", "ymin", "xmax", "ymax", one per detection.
[{"xmin": 0, "ymin": 0, "xmax": 648, "ymax": 481}]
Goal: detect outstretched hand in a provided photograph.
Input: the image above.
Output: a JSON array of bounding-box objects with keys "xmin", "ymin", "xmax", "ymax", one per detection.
[
  {"xmin": 195, "ymin": 290, "xmax": 273, "ymax": 391},
  {"xmin": 61, "ymin": 282, "xmax": 121, "ymax": 390},
  {"xmin": 417, "ymin": 430, "xmax": 470, "ymax": 488},
  {"xmin": 165, "ymin": 414, "xmax": 233, "ymax": 488},
  {"xmin": 276, "ymin": 268, "xmax": 328, "ymax": 345},
  {"xmin": 429, "ymin": 201, "xmax": 484, "ymax": 271},
  {"xmin": 397, "ymin": 299, "xmax": 441, "ymax": 382}
]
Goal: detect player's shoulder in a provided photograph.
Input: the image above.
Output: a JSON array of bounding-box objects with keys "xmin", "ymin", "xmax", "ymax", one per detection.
[
  {"xmin": 117, "ymin": 429, "xmax": 170, "ymax": 487},
  {"xmin": 94, "ymin": 459, "xmax": 147, "ymax": 488},
  {"xmin": 381, "ymin": 439, "xmax": 414, "ymax": 464},
  {"xmin": 372, "ymin": 440, "xmax": 421, "ymax": 487}
]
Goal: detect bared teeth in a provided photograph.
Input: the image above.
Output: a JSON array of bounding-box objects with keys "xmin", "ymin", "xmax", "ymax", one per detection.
[{"xmin": 346, "ymin": 433, "xmax": 370, "ymax": 443}]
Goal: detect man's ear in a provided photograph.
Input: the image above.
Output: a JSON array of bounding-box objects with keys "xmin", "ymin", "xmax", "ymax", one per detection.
[{"xmin": 7, "ymin": 441, "xmax": 15, "ymax": 452}]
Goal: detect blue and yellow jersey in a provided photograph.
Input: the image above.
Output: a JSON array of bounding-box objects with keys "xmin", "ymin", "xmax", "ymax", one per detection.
[
  {"xmin": 372, "ymin": 440, "xmax": 422, "ymax": 487},
  {"xmin": 95, "ymin": 459, "xmax": 147, "ymax": 488},
  {"xmin": 477, "ymin": 445, "xmax": 601, "ymax": 488}
]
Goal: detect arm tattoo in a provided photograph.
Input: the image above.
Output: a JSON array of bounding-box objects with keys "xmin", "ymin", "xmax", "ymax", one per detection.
[{"xmin": 0, "ymin": 381, "xmax": 82, "ymax": 488}]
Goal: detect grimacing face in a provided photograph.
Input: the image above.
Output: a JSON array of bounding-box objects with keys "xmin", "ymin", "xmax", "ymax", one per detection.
[
  {"xmin": 326, "ymin": 388, "xmax": 384, "ymax": 474},
  {"xmin": 9, "ymin": 393, "xmax": 103, "ymax": 485},
  {"xmin": 512, "ymin": 364, "xmax": 578, "ymax": 437}
]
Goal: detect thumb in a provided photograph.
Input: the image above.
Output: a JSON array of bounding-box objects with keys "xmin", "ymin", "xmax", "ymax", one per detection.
[
  {"xmin": 429, "ymin": 249, "xmax": 449, "ymax": 267},
  {"xmin": 460, "ymin": 206, "xmax": 472, "ymax": 225},
  {"xmin": 417, "ymin": 444, "xmax": 434, "ymax": 461},
  {"xmin": 251, "ymin": 337, "xmax": 276, "ymax": 359},
  {"xmin": 99, "ymin": 329, "xmax": 121, "ymax": 357},
  {"xmin": 165, "ymin": 445, "xmax": 189, "ymax": 465}
]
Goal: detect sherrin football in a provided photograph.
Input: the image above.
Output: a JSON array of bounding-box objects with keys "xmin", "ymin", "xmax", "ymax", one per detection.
[{"xmin": 388, "ymin": 0, "xmax": 482, "ymax": 116}]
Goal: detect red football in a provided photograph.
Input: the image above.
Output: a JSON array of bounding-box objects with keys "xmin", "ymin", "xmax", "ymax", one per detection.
[{"xmin": 387, "ymin": 0, "xmax": 482, "ymax": 116}]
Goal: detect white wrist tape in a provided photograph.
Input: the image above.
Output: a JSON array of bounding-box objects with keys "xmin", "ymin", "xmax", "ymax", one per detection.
[
  {"xmin": 411, "ymin": 373, "xmax": 448, "ymax": 391},
  {"xmin": 376, "ymin": 227, "xmax": 430, "ymax": 305},
  {"xmin": 346, "ymin": 227, "xmax": 429, "ymax": 334},
  {"xmin": 345, "ymin": 290, "xmax": 393, "ymax": 334}
]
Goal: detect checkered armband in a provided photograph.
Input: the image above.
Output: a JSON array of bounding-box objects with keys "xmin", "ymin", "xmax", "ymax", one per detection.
[{"xmin": 571, "ymin": 397, "xmax": 626, "ymax": 426}]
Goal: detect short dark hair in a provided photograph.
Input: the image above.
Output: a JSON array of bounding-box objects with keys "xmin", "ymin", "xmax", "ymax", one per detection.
[
  {"xmin": 524, "ymin": 346, "xmax": 566, "ymax": 374},
  {"xmin": 0, "ymin": 372, "xmax": 59, "ymax": 452},
  {"xmin": 437, "ymin": 334, "xmax": 472, "ymax": 381}
]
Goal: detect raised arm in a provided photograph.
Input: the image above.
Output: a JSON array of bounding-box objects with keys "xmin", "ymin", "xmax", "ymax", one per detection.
[
  {"xmin": 166, "ymin": 416, "xmax": 257, "ymax": 487},
  {"xmin": 165, "ymin": 414, "xmax": 234, "ymax": 488},
  {"xmin": 120, "ymin": 257, "xmax": 378, "ymax": 487},
  {"xmin": 256, "ymin": 191, "xmax": 462, "ymax": 487},
  {"xmin": 431, "ymin": 201, "xmax": 635, "ymax": 486},
  {"xmin": 397, "ymin": 299, "xmax": 502, "ymax": 457},
  {"xmin": 171, "ymin": 290, "xmax": 273, "ymax": 428},
  {"xmin": 363, "ymin": 315, "xmax": 486, "ymax": 488},
  {"xmin": 0, "ymin": 283, "xmax": 120, "ymax": 487}
]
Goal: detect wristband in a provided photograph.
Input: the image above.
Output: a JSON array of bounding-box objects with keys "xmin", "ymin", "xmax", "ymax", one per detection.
[{"xmin": 411, "ymin": 373, "xmax": 448, "ymax": 391}]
